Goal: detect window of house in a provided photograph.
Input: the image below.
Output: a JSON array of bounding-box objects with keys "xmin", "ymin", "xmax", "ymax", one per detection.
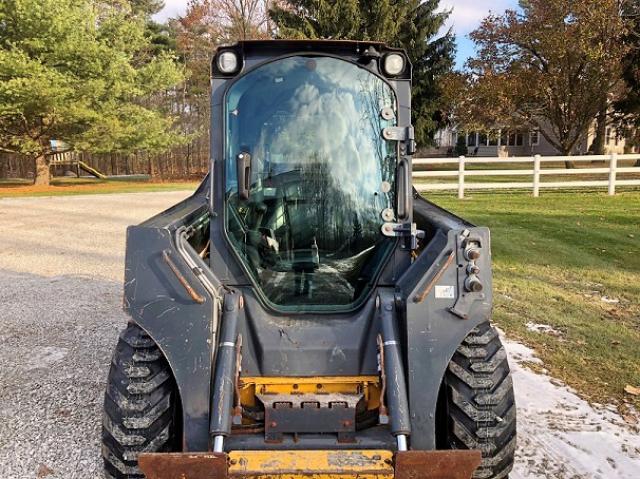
[
  {"xmin": 479, "ymin": 132, "xmax": 489, "ymax": 146},
  {"xmin": 467, "ymin": 132, "xmax": 478, "ymax": 147},
  {"xmin": 530, "ymin": 129, "xmax": 540, "ymax": 146},
  {"xmin": 606, "ymin": 128, "xmax": 612, "ymax": 145},
  {"xmin": 516, "ymin": 131, "xmax": 525, "ymax": 146},
  {"xmin": 507, "ymin": 131, "xmax": 517, "ymax": 146},
  {"xmin": 489, "ymin": 130, "xmax": 499, "ymax": 146}
]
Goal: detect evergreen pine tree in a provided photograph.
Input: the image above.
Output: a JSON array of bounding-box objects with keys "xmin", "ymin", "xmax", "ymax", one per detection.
[
  {"xmin": 398, "ymin": 0, "xmax": 455, "ymax": 146},
  {"xmin": 269, "ymin": 0, "xmax": 455, "ymax": 146},
  {"xmin": 129, "ymin": 0, "xmax": 164, "ymax": 16},
  {"xmin": 0, "ymin": 0, "xmax": 184, "ymax": 185}
]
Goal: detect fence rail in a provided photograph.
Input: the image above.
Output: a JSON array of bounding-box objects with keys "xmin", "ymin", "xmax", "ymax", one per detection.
[{"xmin": 413, "ymin": 153, "xmax": 640, "ymax": 198}]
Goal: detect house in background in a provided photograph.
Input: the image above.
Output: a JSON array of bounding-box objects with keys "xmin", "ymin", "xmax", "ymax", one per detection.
[{"xmin": 431, "ymin": 123, "xmax": 637, "ymax": 157}]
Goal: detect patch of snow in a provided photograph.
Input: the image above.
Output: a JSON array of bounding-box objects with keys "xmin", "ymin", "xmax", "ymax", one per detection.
[
  {"xmin": 525, "ymin": 322, "xmax": 563, "ymax": 337},
  {"xmin": 502, "ymin": 335, "xmax": 640, "ymax": 478},
  {"xmin": 504, "ymin": 339, "xmax": 544, "ymax": 366},
  {"xmin": 601, "ymin": 296, "xmax": 621, "ymax": 304}
]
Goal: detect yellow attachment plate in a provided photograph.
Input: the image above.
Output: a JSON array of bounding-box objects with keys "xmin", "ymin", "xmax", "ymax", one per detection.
[
  {"xmin": 239, "ymin": 376, "xmax": 381, "ymax": 410},
  {"xmin": 228, "ymin": 449, "xmax": 394, "ymax": 479}
]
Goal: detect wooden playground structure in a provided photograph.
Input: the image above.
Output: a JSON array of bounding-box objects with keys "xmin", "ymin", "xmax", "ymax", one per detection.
[{"xmin": 49, "ymin": 151, "xmax": 107, "ymax": 179}]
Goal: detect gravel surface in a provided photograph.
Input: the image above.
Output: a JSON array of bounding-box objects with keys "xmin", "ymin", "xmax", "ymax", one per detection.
[
  {"xmin": 0, "ymin": 192, "xmax": 191, "ymax": 479},
  {"xmin": 0, "ymin": 191, "xmax": 638, "ymax": 479}
]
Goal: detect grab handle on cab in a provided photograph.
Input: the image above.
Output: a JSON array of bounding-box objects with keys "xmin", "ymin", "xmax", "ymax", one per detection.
[
  {"xmin": 237, "ymin": 152, "xmax": 251, "ymax": 200},
  {"xmin": 397, "ymin": 159, "xmax": 410, "ymax": 220}
]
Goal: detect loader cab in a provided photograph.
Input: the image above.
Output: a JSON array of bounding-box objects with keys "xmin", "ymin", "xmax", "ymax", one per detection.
[{"xmin": 210, "ymin": 41, "xmax": 415, "ymax": 312}]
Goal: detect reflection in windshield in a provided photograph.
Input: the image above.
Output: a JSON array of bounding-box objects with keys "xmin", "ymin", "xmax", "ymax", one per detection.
[{"xmin": 225, "ymin": 56, "xmax": 397, "ymax": 311}]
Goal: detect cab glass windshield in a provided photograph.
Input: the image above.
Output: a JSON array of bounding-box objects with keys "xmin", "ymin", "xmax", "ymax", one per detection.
[{"xmin": 225, "ymin": 55, "xmax": 397, "ymax": 311}]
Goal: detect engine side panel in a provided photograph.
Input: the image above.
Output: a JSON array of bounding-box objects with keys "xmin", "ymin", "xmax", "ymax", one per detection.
[
  {"xmin": 398, "ymin": 225, "xmax": 493, "ymax": 449},
  {"xmin": 124, "ymin": 192, "xmax": 214, "ymax": 452}
]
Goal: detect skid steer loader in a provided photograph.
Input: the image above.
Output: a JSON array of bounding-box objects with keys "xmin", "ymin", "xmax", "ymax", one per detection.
[{"xmin": 102, "ymin": 40, "xmax": 516, "ymax": 479}]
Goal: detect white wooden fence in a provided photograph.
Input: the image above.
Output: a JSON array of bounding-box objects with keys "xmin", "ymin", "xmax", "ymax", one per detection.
[{"xmin": 413, "ymin": 153, "xmax": 640, "ymax": 198}]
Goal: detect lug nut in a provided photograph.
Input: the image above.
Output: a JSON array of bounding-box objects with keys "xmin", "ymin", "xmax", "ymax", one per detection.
[
  {"xmin": 464, "ymin": 276, "xmax": 483, "ymax": 293},
  {"xmin": 467, "ymin": 263, "xmax": 480, "ymax": 275}
]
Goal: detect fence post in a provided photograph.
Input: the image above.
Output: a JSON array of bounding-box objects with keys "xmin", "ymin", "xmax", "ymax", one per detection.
[
  {"xmin": 608, "ymin": 153, "xmax": 618, "ymax": 196},
  {"xmin": 533, "ymin": 155, "xmax": 541, "ymax": 197},
  {"xmin": 458, "ymin": 155, "xmax": 466, "ymax": 199}
]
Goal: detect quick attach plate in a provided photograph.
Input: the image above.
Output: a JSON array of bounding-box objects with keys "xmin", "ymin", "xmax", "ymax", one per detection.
[{"xmin": 257, "ymin": 392, "xmax": 362, "ymax": 443}]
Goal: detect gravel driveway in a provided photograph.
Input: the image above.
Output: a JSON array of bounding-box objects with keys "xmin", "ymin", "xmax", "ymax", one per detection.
[
  {"xmin": 0, "ymin": 192, "xmax": 192, "ymax": 479},
  {"xmin": 0, "ymin": 191, "xmax": 638, "ymax": 479}
]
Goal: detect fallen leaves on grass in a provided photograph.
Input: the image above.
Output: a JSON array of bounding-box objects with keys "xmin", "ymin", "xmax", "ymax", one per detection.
[{"xmin": 624, "ymin": 385, "xmax": 640, "ymax": 396}]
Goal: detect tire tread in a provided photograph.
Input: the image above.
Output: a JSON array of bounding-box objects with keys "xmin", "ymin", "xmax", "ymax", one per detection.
[
  {"xmin": 102, "ymin": 323, "xmax": 177, "ymax": 478},
  {"xmin": 444, "ymin": 322, "xmax": 516, "ymax": 479}
]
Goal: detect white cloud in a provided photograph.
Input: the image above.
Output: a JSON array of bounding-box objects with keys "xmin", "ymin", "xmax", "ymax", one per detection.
[
  {"xmin": 256, "ymin": 60, "xmax": 392, "ymax": 205},
  {"xmin": 439, "ymin": 0, "xmax": 515, "ymax": 34},
  {"xmin": 230, "ymin": 57, "xmax": 395, "ymax": 213},
  {"xmin": 153, "ymin": 0, "xmax": 187, "ymax": 21}
]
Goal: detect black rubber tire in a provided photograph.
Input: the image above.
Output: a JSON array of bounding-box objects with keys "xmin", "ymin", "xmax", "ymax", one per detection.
[
  {"xmin": 441, "ymin": 322, "xmax": 517, "ymax": 479},
  {"xmin": 102, "ymin": 323, "xmax": 179, "ymax": 478}
]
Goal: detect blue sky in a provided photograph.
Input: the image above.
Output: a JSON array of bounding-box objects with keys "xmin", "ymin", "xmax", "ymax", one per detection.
[
  {"xmin": 439, "ymin": 0, "xmax": 519, "ymax": 68},
  {"xmin": 155, "ymin": 0, "xmax": 520, "ymax": 69}
]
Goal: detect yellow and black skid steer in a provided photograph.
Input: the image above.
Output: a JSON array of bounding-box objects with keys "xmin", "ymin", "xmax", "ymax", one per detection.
[{"xmin": 102, "ymin": 40, "xmax": 516, "ymax": 479}]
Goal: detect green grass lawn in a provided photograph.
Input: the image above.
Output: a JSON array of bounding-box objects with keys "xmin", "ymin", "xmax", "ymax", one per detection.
[
  {"xmin": 429, "ymin": 190, "xmax": 640, "ymax": 412},
  {"xmin": 0, "ymin": 177, "xmax": 199, "ymax": 197}
]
